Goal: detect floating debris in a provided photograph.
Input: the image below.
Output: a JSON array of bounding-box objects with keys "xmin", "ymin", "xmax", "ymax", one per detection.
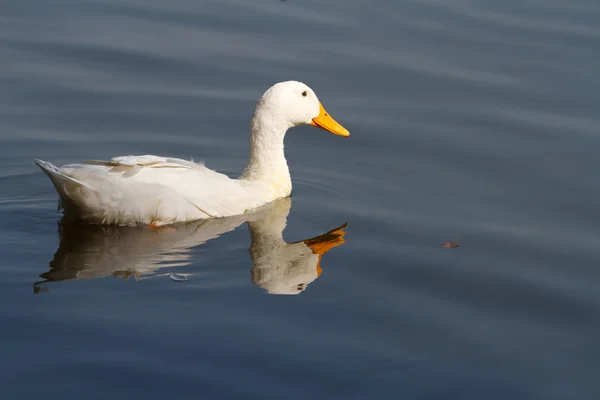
[
  {"xmin": 441, "ymin": 242, "xmax": 459, "ymax": 248},
  {"xmin": 169, "ymin": 273, "xmax": 189, "ymax": 282}
]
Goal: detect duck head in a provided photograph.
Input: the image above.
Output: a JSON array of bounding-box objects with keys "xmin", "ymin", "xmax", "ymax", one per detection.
[{"xmin": 254, "ymin": 81, "xmax": 350, "ymax": 137}]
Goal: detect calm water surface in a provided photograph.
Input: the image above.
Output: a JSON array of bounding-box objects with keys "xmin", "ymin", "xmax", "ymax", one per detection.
[{"xmin": 2, "ymin": 0, "xmax": 600, "ymax": 398}]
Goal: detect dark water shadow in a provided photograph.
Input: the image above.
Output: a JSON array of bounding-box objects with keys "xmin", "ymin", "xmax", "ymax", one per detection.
[{"xmin": 34, "ymin": 198, "xmax": 347, "ymax": 295}]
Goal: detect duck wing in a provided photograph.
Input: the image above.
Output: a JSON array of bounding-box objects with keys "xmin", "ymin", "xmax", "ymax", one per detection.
[{"xmin": 35, "ymin": 155, "xmax": 257, "ymax": 225}]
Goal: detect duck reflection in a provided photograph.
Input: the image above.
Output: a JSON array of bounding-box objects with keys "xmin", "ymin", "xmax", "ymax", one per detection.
[{"xmin": 34, "ymin": 198, "xmax": 347, "ymax": 295}]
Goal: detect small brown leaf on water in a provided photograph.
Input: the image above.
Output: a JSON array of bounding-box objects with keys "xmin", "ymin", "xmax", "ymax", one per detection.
[{"xmin": 441, "ymin": 242, "xmax": 459, "ymax": 248}]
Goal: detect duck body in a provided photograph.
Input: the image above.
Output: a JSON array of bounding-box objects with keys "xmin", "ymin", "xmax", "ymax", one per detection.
[
  {"xmin": 35, "ymin": 81, "xmax": 349, "ymax": 226},
  {"xmin": 35, "ymin": 156, "xmax": 287, "ymax": 225}
]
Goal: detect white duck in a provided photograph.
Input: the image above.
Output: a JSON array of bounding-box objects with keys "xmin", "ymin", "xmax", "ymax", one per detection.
[{"xmin": 35, "ymin": 81, "xmax": 349, "ymax": 226}]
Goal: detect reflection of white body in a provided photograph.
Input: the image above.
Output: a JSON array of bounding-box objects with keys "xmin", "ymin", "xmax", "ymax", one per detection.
[
  {"xmin": 34, "ymin": 81, "xmax": 349, "ymax": 226},
  {"xmin": 37, "ymin": 198, "xmax": 346, "ymax": 295},
  {"xmin": 248, "ymin": 200, "xmax": 330, "ymax": 295}
]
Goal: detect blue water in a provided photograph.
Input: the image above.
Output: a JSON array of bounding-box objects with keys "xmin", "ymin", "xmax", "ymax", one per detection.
[{"xmin": 2, "ymin": 0, "xmax": 600, "ymax": 398}]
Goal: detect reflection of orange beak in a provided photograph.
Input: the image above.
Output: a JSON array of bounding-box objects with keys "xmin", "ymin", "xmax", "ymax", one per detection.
[
  {"xmin": 303, "ymin": 223, "xmax": 348, "ymax": 276},
  {"xmin": 310, "ymin": 103, "xmax": 350, "ymax": 137}
]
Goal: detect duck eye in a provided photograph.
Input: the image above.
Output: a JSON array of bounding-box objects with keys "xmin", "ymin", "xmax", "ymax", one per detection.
[{"xmin": 302, "ymin": 91, "xmax": 307, "ymax": 97}]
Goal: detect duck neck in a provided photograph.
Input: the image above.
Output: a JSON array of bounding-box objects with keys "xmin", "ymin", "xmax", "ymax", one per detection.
[{"xmin": 241, "ymin": 110, "xmax": 292, "ymax": 195}]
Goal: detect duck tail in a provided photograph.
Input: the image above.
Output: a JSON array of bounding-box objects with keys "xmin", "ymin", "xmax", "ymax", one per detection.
[{"xmin": 34, "ymin": 159, "xmax": 88, "ymax": 212}]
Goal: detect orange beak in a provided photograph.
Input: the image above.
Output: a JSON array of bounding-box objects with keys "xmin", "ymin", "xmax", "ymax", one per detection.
[{"xmin": 310, "ymin": 103, "xmax": 350, "ymax": 137}]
